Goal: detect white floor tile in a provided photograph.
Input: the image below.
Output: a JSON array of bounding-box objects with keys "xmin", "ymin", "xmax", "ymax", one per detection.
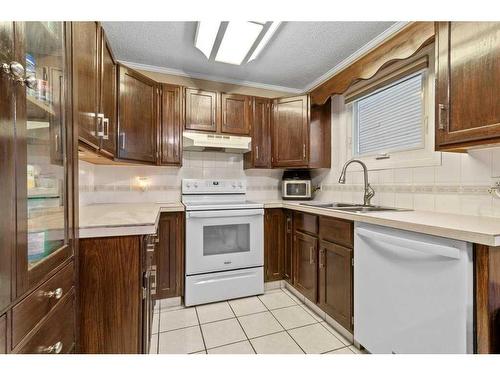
[
  {"xmin": 228, "ymin": 296, "xmax": 267, "ymax": 316},
  {"xmin": 196, "ymin": 301, "xmax": 235, "ymax": 324},
  {"xmin": 159, "ymin": 307, "xmax": 199, "ymax": 332},
  {"xmin": 258, "ymin": 290, "xmax": 296, "ymax": 310},
  {"xmin": 325, "ymin": 347, "xmax": 355, "ymax": 354},
  {"xmin": 301, "ymin": 302, "xmax": 325, "ymax": 322},
  {"xmin": 158, "ymin": 326, "xmax": 205, "ymax": 354},
  {"xmin": 207, "ymin": 340, "xmax": 255, "ymax": 354},
  {"xmin": 288, "ymin": 323, "xmax": 344, "ymax": 354},
  {"xmin": 190, "ymin": 350, "xmax": 207, "ymax": 354},
  {"xmin": 251, "ymin": 332, "xmax": 303, "ymax": 354},
  {"xmin": 321, "ymin": 321, "xmax": 352, "ymax": 346},
  {"xmin": 282, "ymin": 288, "xmax": 304, "ymax": 304},
  {"xmin": 149, "ymin": 334, "xmax": 158, "ymax": 354},
  {"xmin": 238, "ymin": 311, "xmax": 284, "ymax": 339},
  {"xmin": 271, "ymin": 305, "xmax": 317, "ymax": 330},
  {"xmin": 201, "ymin": 318, "xmax": 247, "ymax": 349}
]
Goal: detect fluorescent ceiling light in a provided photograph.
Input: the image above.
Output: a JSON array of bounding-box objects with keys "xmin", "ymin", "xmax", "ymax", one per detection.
[
  {"xmin": 248, "ymin": 22, "xmax": 281, "ymax": 62},
  {"xmin": 195, "ymin": 21, "xmax": 220, "ymax": 58},
  {"xmin": 215, "ymin": 22, "xmax": 263, "ymax": 65}
]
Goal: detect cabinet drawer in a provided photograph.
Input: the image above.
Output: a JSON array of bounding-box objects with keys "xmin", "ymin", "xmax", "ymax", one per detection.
[
  {"xmin": 12, "ymin": 262, "xmax": 74, "ymax": 347},
  {"xmin": 294, "ymin": 212, "xmax": 318, "ymax": 235},
  {"xmin": 319, "ymin": 216, "xmax": 353, "ymax": 248},
  {"xmin": 16, "ymin": 291, "xmax": 75, "ymax": 354}
]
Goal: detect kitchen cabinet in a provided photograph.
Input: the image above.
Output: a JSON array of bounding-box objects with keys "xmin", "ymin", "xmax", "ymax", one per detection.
[
  {"xmin": 156, "ymin": 212, "xmax": 184, "ymax": 299},
  {"xmin": 244, "ymin": 97, "xmax": 272, "ymax": 169},
  {"xmin": 185, "ymin": 88, "xmax": 218, "ymax": 132},
  {"xmin": 73, "ymin": 22, "xmax": 117, "ymax": 156},
  {"xmin": 272, "ymin": 95, "xmax": 309, "ymax": 167},
  {"xmin": 79, "ymin": 233, "xmax": 156, "ymax": 353},
  {"xmin": 142, "ymin": 234, "xmax": 157, "ymax": 354},
  {"xmin": 221, "ymin": 93, "xmax": 252, "ymax": 135},
  {"xmin": 318, "ymin": 241, "xmax": 353, "ymax": 332},
  {"xmin": 264, "ymin": 209, "xmax": 285, "ymax": 282},
  {"xmin": 0, "ymin": 314, "xmax": 6, "ymax": 353},
  {"xmin": 159, "ymin": 83, "xmax": 183, "ymax": 166},
  {"xmin": 435, "ymin": 22, "xmax": 500, "ymax": 151},
  {"xmin": 117, "ymin": 65, "xmax": 158, "ymax": 163},
  {"xmin": 283, "ymin": 210, "xmax": 294, "ymax": 282},
  {"xmin": 0, "ymin": 21, "xmax": 77, "ymax": 354},
  {"xmin": 293, "ymin": 230, "xmax": 318, "ymax": 303}
]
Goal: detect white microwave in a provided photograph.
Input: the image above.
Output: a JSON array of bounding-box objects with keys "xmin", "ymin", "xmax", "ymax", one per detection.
[{"xmin": 282, "ymin": 180, "xmax": 312, "ymax": 200}]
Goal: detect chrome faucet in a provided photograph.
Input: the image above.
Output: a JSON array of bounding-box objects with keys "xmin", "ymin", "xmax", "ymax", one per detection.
[{"xmin": 338, "ymin": 159, "xmax": 375, "ymax": 206}]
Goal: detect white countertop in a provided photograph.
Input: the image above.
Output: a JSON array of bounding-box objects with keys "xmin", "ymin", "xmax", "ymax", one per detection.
[{"xmin": 78, "ymin": 200, "xmax": 500, "ymax": 246}]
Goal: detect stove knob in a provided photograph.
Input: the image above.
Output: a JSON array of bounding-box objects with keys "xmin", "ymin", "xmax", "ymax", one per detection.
[
  {"xmin": 231, "ymin": 182, "xmax": 236, "ymax": 188},
  {"xmin": 194, "ymin": 182, "xmax": 198, "ymax": 188},
  {"xmin": 238, "ymin": 182, "xmax": 243, "ymax": 188},
  {"xmin": 186, "ymin": 183, "xmax": 191, "ymax": 189}
]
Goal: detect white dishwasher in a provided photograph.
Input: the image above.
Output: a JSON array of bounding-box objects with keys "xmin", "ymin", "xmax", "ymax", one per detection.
[{"xmin": 354, "ymin": 223, "xmax": 473, "ymax": 354}]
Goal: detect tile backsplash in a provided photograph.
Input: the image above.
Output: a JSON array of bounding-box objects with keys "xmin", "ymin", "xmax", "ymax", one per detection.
[{"xmin": 79, "ymin": 151, "xmax": 283, "ymax": 205}]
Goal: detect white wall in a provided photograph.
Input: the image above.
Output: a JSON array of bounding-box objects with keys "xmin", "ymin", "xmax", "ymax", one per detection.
[
  {"xmin": 314, "ymin": 96, "xmax": 500, "ymax": 217},
  {"xmin": 79, "ymin": 152, "xmax": 283, "ymax": 205}
]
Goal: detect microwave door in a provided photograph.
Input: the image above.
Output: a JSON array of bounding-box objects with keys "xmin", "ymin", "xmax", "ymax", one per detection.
[{"xmin": 285, "ymin": 182, "xmax": 309, "ymax": 197}]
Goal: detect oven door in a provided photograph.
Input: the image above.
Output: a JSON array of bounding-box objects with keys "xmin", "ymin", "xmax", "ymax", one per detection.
[{"xmin": 185, "ymin": 208, "xmax": 264, "ymax": 275}]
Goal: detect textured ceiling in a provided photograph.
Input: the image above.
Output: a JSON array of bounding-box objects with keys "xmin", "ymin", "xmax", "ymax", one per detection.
[{"xmin": 101, "ymin": 21, "xmax": 396, "ymax": 92}]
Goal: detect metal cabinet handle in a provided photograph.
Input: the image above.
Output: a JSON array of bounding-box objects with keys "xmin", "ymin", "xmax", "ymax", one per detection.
[
  {"xmin": 120, "ymin": 132, "xmax": 126, "ymax": 149},
  {"xmin": 2, "ymin": 61, "xmax": 24, "ymax": 79},
  {"xmin": 43, "ymin": 287, "xmax": 63, "ymax": 300},
  {"xmin": 41, "ymin": 341, "xmax": 63, "ymax": 354},
  {"xmin": 309, "ymin": 247, "xmax": 314, "ymax": 264},
  {"xmin": 255, "ymin": 145, "xmax": 259, "ymax": 160},
  {"xmin": 102, "ymin": 117, "xmax": 109, "ymax": 140},
  {"xmin": 438, "ymin": 104, "xmax": 447, "ymax": 130},
  {"xmin": 319, "ymin": 249, "xmax": 325, "ymax": 269},
  {"xmin": 23, "ymin": 75, "xmax": 37, "ymax": 89},
  {"xmin": 303, "ymin": 144, "xmax": 306, "ymax": 160},
  {"xmin": 96, "ymin": 113, "xmax": 104, "ymax": 137},
  {"xmin": 146, "ymin": 243, "xmax": 155, "ymax": 253}
]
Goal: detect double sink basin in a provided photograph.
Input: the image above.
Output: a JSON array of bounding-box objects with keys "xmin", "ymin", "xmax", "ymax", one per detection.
[{"xmin": 299, "ymin": 202, "xmax": 411, "ymax": 213}]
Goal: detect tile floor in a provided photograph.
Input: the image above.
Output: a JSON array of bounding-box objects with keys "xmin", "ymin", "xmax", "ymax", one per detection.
[{"xmin": 149, "ymin": 288, "xmax": 362, "ymax": 354}]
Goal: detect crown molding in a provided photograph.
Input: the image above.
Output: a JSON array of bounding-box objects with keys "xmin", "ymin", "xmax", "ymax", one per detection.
[
  {"xmin": 302, "ymin": 21, "xmax": 410, "ymax": 92},
  {"xmin": 117, "ymin": 60, "xmax": 303, "ymax": 94}
]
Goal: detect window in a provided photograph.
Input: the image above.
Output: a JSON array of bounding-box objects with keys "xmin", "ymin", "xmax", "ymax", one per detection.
[{"xmin": 352, "ymin": 72, "xmax": 425, "ymax": 157}]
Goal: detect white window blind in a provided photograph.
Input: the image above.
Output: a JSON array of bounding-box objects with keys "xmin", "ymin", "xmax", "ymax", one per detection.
[{"xmin": 353, "ymin": 73, "xmax": 424, "ymax": 156}]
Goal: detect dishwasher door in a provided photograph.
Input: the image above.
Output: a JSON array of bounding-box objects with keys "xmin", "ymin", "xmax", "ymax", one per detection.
[{"xmin": 354, "ymin": 223, "xmax": 473, "ymax": 354}]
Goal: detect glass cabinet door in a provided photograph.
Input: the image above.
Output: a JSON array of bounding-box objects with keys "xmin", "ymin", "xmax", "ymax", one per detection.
[{"xmin": 17, "ymin": 22, "xmax": 72, "ymax": 292}]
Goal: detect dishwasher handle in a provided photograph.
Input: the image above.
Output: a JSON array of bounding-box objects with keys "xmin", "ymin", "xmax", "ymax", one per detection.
[{"xmin": 356, "ymin": 227, "xmax": 460, "ymax": 259}]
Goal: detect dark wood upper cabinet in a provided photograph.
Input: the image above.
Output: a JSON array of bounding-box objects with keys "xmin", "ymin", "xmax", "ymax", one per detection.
[
  {"xmin": 264, "ymin": 209, "xmax": 284, "ymax": 282},
  {"xmin": 244, "ymin": 97, "xmax": 272, "ymax": 169},
  {"xmin": 293, "ymin": 230, "xmax": 318, "ymax": 303},
  {"xmin": 117, "ymin": 65, "xmax": 158, "ymax": 163},
  {"xmin": 185, "ymin": 88, "xmax": 218, "ymax": 132},
  {"xmin": 272, "ymin": 95, "xmax": 309, "ymax": 167},
  {"xmin": 98, "ymin": 30, "xmax": 117, "ymax": 157},
  {"xmin": 435, "ymin": 22, "xmax": 500, "ymax": 151},
  {"xmin": 318, "ymin": 240, "xmax": 353, "ymax": 332},
  {"xmin": 155, "ymin": 212, "xmax": 184, "ymax": 299},
  {"xmin": 72, "ymin": 22, "xmax": 100, "ymax": 150},
  {"xmin": 159, "ymin": 83, "xmax": 183, "ymax": 166},
  {"xmin": 221, "ymin": 93, "xmax": 251, "ymax": 135}
]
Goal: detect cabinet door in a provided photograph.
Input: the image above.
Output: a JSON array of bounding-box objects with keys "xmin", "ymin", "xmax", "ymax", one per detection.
[
  {"xmin": 245, "ymin": 97, "xmax": 271, "ymax": 168},
  {"xmin": 159, "ymin": 84, "xmax": 183, "ymax": 165},
  {"xmin": 435, "ymin": 22, "xmax": 500, "ymax": 149},
  {"xmin": 185, "ymin": 88, "xmax": 217, "ymax": 132},
  {"xmin": 0, "ymin": 314, "xmax": 6, "ymax": 354},
  {"xmin": 293, "ymin": 231, "xmax": 318, "ymax": 302},
  {"xmin": 98, "ymin": 29, "xmax": 117, "ymax": 157},
  {"xmin": 264, "ymin": 209, "xmax": 284, "ymax": 282},
  {"xmin": 72, "ymin": 22, "xmax": 99, "ymax": 150},
  {"xmin": 156, "ymin": 213, "xmax": 183, "ymax": 299},
  {"xmin": 318, "ymin": 241, "xmax": 353, "ymax": 332},
  {"xmin": 283, "ymin": 210, "xmax": 293, "ymax": 282},
  {"xmin": 0, "ymin": 21, "xmax": 15, "ymax": 311},
  {"xmin": 221, "ymin": 93, "xmax": 251, "ymax": 135},
  {"xmin": 17, "ymin": 22, "xmax": 74, "ymax": 294},
  {"xmin": 272, "ymin": 95, "xmax": 309, "ymax": 167},
  {"xmin": 117, "ymin": 66, "xmax": 158, "ymax": 163}
]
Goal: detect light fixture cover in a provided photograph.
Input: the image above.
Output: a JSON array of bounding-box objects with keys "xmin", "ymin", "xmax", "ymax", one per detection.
[
  {"xmin": 215, "ymin": 22, "xmax": 263, "ymax": 65},
  {"xmin": 195, "ymin": 21, "xmax": 221, "ymax": 58},
  {"xmin": 248, "ymin": 22, "xmax": 281, "ymax": 62}
]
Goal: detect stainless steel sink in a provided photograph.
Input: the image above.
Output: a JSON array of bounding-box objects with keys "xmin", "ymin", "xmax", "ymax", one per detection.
[{"xmin": 300, "ymin": 202, "xmax": 411, "ymax": 213}]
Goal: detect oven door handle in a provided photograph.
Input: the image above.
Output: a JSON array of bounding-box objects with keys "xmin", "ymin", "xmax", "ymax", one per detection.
[{"xmin": 186, "ymin": 209, "xmax": 264, "ymax": 219}]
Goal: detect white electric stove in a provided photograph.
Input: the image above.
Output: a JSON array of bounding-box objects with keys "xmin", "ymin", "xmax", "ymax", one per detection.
[{"xmin": 182, "ymin": 179, "xmax": 264, "ymax": 306}]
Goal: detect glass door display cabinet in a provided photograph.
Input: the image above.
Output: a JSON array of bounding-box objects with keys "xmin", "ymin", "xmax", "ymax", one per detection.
[{"xmin": 0, "ymin": 21, "xmax": 75, "ymax": 308}]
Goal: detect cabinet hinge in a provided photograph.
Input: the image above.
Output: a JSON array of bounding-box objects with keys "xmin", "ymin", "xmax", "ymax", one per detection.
[
  {"xmin": 142, "ymin": 287, "xmax": 147, "ymax": 300},
  {"xmin": 351, "ymin": 316, "xmax": 354, "ymax": 325},
  {"xmin": 351, "ymin": 258, "xmax": 354, "ymax": 267}
]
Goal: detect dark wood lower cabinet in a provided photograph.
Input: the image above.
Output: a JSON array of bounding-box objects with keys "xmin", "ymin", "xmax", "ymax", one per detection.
[
  {"xmin": 283, "ymin": 210, "xmax": 293, "ymax": 282},
  {"xmin": 264, "ymin": 209, "xmax": 284, "ymax": 282},
  {"xmin": 156, "ymin": 212, "xmax": 184, "ymax": 299},
  {"xmin": 79, "ymin": 235, "xmax": 152, "ymax": 354},
  {"xmin": 293, "ymin": 230, "xmax": 318, "ymax": 303},
  {"xmin": 0, "ymin": 314, "xmax": 6, "ymax": 354},
  {"xmin": 318, "ymin": 240, "xmax": 353, "ymax": 332}
]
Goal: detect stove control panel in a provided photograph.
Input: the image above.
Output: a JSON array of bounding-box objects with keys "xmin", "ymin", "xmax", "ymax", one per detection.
[{"xmin": 182, "ymin": 179, "xmax": 246, "ymax": 194}]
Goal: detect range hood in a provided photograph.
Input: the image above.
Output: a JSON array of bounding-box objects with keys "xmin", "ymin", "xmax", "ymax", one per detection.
[{"xmin": 183, "ymin": 132, "xmax": 251, "ymax": 153}]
